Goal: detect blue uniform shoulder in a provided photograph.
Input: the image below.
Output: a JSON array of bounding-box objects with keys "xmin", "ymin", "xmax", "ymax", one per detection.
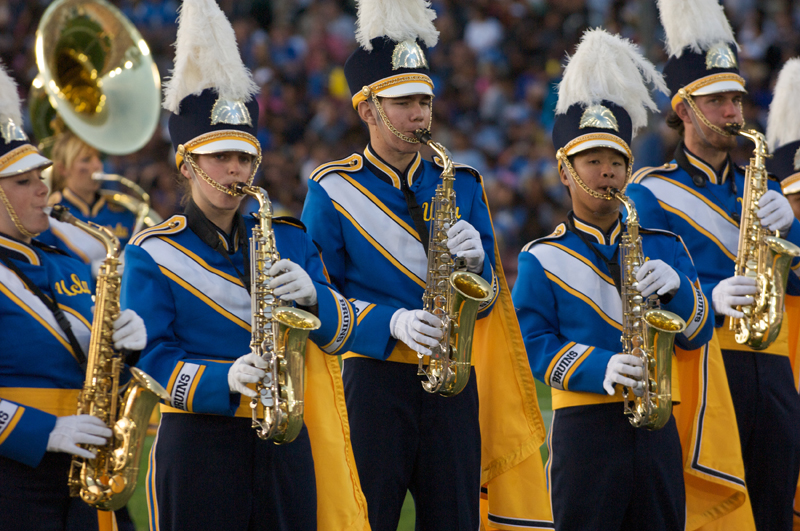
[
  {"xmin": 632, "ymin": 162, "xmax": 679, "ymax": 184},
  {"xmin": 129, "ymin": 215, "xmax": 187, "ymax": 246},
  {"xmin": 309, "ymin": 154, "xmax": 363, "ymax": 182},
  {"xmin": 521, "ymin": 223, "xmax": 567, "ymax": 253},
  {"xmin": 432, "ymin": 156, "xmax": 482, "ymax": 182}
]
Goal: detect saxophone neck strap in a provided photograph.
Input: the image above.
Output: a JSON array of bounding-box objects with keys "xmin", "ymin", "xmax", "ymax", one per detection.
[
  {"xmin": 0, "ymin": 249, "xmax": 87, "ymax": 367},
  {"xmin": 566, "ymin": 213, "xmax": 622, "ymax": 298},
  {"xmin": 400, "ymin": 180, "xmax": 430, "ymax": 257},
  {"xmin": 185, "ymin": 199, "xmax": 251, "ymax": 293}
]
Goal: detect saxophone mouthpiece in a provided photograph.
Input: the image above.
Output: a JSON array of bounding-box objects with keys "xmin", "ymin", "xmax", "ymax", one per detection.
[
  {"xmin": 414, "ymin": 128, "xmax": 432, "ymax": 144},
  {"xmin": 724, "ymin": 122, "xmax": 743, "ymax": 135},
  {"xmin": 231, "ymin": 182, "xmax": 249, "ymax": 195},
  {"xmin": 49, "ymin": 204, "xmax": 74, "ymax": 223}
]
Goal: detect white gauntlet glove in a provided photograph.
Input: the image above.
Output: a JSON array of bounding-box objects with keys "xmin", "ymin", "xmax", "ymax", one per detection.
[
  {"xmin": 112, "ymin": 309, "xmax": 147, "ymax": 350},
  {"xmin": 390, "ymin": 309, "xmax": 443, "ymax": 357},
  {"xmin": 712, "ymin": 276, "xmax": 757, "ymax": 318},
  {"xmin": 635, "ymin": 260, "xmax": 680, "ymax": 298},
  {"xmin": 269, "ymin": 259, "xmax": 317, "ymax": 307},
  {"xmin": 227, "ymin": 352, "xmax": 268, "ymax": 398},
  {"xmin": 603, "ymin": 354, "xmax": 644, "ymax": 396},
  {"xmin": 46, "ymin": 415, "xmax": 112, "ymax": 459},
  {"xmin": 757, "ymin": 190, "xmax": 795, "ymax": 234},
  {"xmin": 447, "ymin": 220, "xmax": 485, "ymax": 273}
]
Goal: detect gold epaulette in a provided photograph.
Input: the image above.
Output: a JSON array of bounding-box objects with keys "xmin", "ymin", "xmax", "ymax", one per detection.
[
  {"xmin": 129, "ymin": 215, "xmax": 186, "ymax": 246},
  {"xmin": 521, "ymin": 223, "xmax": 567, "ymax": 252},
  {"xmin": 309, "ymin": 154, "xmax": 363, "ymax": 182},
  {"xmin": 632, "ymin": 162, "xmax": 678, "ymax": 184}
]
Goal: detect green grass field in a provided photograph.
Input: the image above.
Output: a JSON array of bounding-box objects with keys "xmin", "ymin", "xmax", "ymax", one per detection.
[{"xmin": 127, "ymin": 380, "xmax": 553, "ymax": 530}]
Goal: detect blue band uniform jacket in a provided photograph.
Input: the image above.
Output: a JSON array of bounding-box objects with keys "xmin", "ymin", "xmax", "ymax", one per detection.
[
  {"xmin": 121, "ymin": 214, "xmax": 369, "ymax": 530},
  {"xmin": 302, "ymin": 146, "xmax": 554, "ymax": 530},
  {"xmin": 625, "ymin": 147, "xmax": 787, "ymax": 529},
  {"xmin": 512, "ymin": 215, "xmax": 713, "ymax": 410},
  {"xmin": 0, "ymin": 234, "xmax": 92, "ymax": 468}
]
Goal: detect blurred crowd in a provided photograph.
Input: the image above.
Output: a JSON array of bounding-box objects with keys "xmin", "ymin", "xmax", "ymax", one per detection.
[{"xmin": 4, "ymin": 0, "xmax": 800, "ymax": 282}]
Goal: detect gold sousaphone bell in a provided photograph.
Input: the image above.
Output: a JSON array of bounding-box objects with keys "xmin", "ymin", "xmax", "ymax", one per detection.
[
  {"xmin": 31, "ymin": 0, "xmax": 161, "ymax": 155},
  {"xmin": 31, "ymin": 0, "xmax": 163, "ymax": 230}
]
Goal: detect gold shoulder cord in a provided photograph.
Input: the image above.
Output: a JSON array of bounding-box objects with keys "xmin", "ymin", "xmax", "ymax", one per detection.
[
  {"xmin": 0, "ymin": 183, "xmax": 38, "ymax": 238},
  {"xmin": 178, "ymin": 143, "xmax": 263, "ymax": 197},
  {"xmin": 556, "ymin": 147, "xmax": 634, "ymax": 201},
  {"xmin": 365, "ymin": 87, "xmax": 433, "ymax": 145},
  {"xmin": 677, "ymin": 88, "xmax": 744, "ymax": 137}
]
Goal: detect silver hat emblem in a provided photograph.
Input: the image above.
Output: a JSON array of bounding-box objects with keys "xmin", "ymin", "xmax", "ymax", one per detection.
[
  {"xmin": 1, "ymin": 118, "xmax": 29, "ymax": 143},
  {"xmin": 794, "ymin": 145, "xmax": 800, "ymax": 172},
  {"xmin": 210, "ymin": 98, "xmax": 253, "ymax": 126},
  {"xmin": 706, "ymin": 42, "xmax": 738, "ymax": 70},
  {"xmin": 579, "ymin": 105, "xmax": 619, "ymax": 131},
  {"xmin": 392, "ymin": 40, "xmax": 429, "ymax": 70}
]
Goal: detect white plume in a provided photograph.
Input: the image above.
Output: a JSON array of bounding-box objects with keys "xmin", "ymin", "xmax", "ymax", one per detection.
[
  {"xmin": 658, "ymin": 0, "xmax": 737, "ymax": 58},
  {"xmin": 355, "ymin": 0, "xmax": 439, "ymax": 51},
  {"xmin": 767, "ymin": 58, "xmax": 800, "ymax": 150},
  {"xmin": 162, "ymin": 0, "xmax": 258, "ymax": 113},
  {"xmin": 556, "ymin": 28, "xmax": 668, "ymax": 135},
  {"xmin": 0, "ymin": 61, "xmax": 23, "ymax": 126}
]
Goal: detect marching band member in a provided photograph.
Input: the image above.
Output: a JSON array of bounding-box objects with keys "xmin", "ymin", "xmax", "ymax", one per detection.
[
  {"xmin": 626, "ymin": 1, "xmax": 800, "ymax": 528},
  {"xmin": 301, "ymin": 0, "xmax": 551, "ymax": 529},
  {"xmin": 513, "ymin": 28, "xmax": 713, "ymax": 531},
  {"xmin": 0, "ymin": 61, "xmax": 146, "ymax": 531},
  {"xmin": 765, "ymin": 57, "xmax": 800, "ymax": 529},
  {"xmin": 120, "ymin": 1, "xmax": 365, "ymax": 530}
]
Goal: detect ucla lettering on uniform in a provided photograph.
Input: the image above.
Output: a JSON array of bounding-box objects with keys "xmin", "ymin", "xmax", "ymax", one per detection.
[
  {"xmin": 54, "ymin": 273, "xmax": 91, "ymax": 297},
  {"xmin": 422, "ymin": 201, "xmax": 461, "ymax": 222}
]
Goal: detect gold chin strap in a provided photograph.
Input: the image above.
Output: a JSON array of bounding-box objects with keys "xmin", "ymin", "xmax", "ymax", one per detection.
[
  {"xmin": 364, "ymin": 87, "xmax": 433, "ymax": 145},
  {"xmin": 556, "ymin": 148, "xmax": 633, "ymax": 201},
  {"xmin": 178, "ymin": 145, "xmax": 262, "ymax": 197},
  {"xmin": 0, "ymin": 180, "xmax": 39, "ymax": 239},
  {"xmin": 677, "ymin": 88, "xmax": 744, "ymax": 137}
]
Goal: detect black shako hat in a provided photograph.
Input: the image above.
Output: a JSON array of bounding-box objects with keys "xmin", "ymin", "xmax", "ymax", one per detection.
[
  {"xmin": 553, "ymin": 101, "xmax": 633, "ymax": 160},
  {"xmin": 345, "ymin": 37, "xmax": 434, "ymax": 110}
]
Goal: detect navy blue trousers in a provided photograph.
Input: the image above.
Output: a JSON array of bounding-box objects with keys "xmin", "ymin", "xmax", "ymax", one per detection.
[
  {"xmin": 342, "ymin": 358, "xmax": 481, "ymax": 531},
  {"xmin": 548, "ymin": 403, "xmax": 685, "ymax": 531},
  {"xmin": 150, "ymin": 413, "xmax": 316, "ymax": 531},
  {"xmin": 0, "ymin": 452, "xmax": 135, "ymax": 531},
  {"xmin": 722, "ymin": 350, "xmax": 800, "ymax": 531}
]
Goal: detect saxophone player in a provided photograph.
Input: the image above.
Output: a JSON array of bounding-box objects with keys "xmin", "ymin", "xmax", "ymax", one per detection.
[
  {"xmin": 512, "ymin": 29, "xmax": 713, "ymax": 531},
  {"xmin": 120, "ymin": 1, "xmax": 363, "ymax": 530},
  {"xmin": 0, "ymin": 61, "xmax": 147, "ymax": 531},
  {"xmin": 301, "ymin": 0, "xmax": 552, "ymax": 529},
  {"xmin": 626, "ymin": 1, "xmax": 800, "ymax": 528}
]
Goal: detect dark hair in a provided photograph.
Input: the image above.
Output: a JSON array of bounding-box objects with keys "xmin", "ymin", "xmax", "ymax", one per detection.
[
  {"xmin": 666, "ymin": 110, "xmax": 685, "ymax": 136},
  {"xmin": 176, "ymin": 163, "xmax": 192, "ymax": 207}
]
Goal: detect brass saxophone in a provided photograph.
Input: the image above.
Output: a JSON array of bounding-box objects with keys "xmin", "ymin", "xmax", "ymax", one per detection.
[
  {"xmin": 232, "ymin": 183, "xmax": 320, "ymax": 443},
  {"xmin": 615, "ymin": 191, "xmax": 686, "ymax": 430},
  {"xmin": 50, "ymin": 205, "xmax": 168, "ymax": 511},
  {"xmin": 725, "ymin": 127, "xmax": 800, "ymax": 349},
  {"xmin": 414, "ymin": 129, "xmax": 492, "ymax": 396}
]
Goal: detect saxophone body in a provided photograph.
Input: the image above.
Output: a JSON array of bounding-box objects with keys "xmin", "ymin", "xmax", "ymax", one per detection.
[
  {"xmin": 414, "ymin": 129, "xmax": 492, "ymax": 397},
  {"xmin": 615, "ymin": 192, "xmax": 686, "ymax": 430},
  {"xmin": 728, "ymin": 129, "xmax": 800, "ymax": 350},
  {"xmin": 50, "ymin": 205, "xmax": 168, "ymax": 511},
  {"xmin": 232, "ymin": 184, "xmax": 320, "ymax": 444}
]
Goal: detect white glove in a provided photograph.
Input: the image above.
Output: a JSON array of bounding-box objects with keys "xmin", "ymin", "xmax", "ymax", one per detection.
[
  {"xmin": 46, "ymin": 415, "xmax": 112, "ymax": 459},
  {"xmin": 635, "ymin": 259, "xmax": 681, "ymax": 298},
  {"xmin": 390, "ymin": 309, "xmax": 443, "ymax": 357},
  {"xmin": 112, "ymin": 309, "xmax": 147, "ymax": 350},
  {"xmin": 447, "ymin": 220, "xmax": 485, "ymax": 273},
  {"xmin": 227, "ymin": 352, "xmax": 268, "ymax": 398},
  {"xmin": 603, "ymin": 354, "xmax": 645, "ymax": 396},
  {"xmin": 269, "ymin": 259, "xmax": 317, "ymax": 307},
  {"xmin": 757, "ymin": 190, "xmax": 795, "ymax": 234},
  {"xmin": 712, "ymin": 276, "xmax": 758, "ymax": 318}
]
